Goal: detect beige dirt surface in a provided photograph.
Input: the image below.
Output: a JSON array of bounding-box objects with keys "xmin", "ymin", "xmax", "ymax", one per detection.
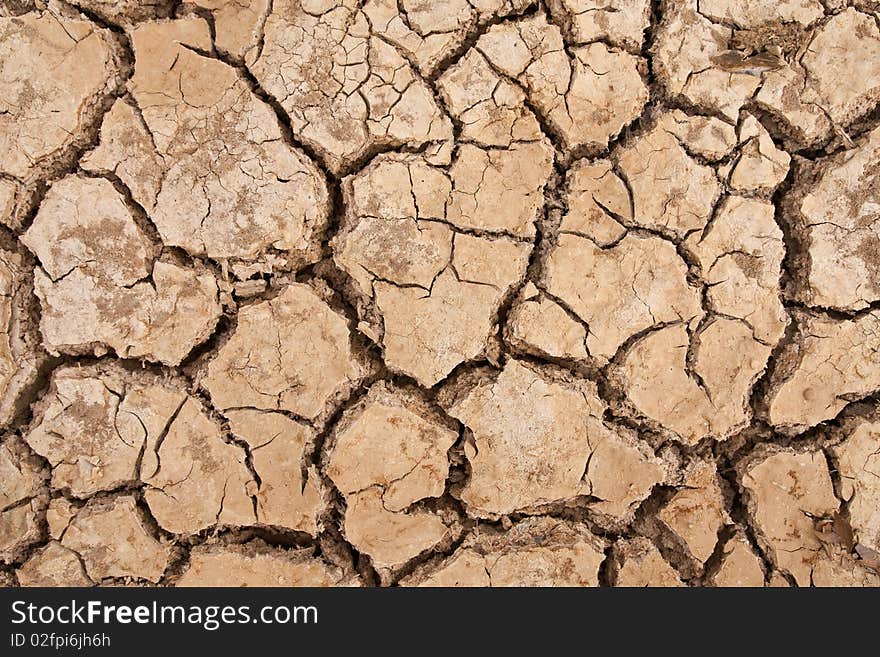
[{"xmin": 1, "ymin": 0, "xmax": 880, "ymax": 587}]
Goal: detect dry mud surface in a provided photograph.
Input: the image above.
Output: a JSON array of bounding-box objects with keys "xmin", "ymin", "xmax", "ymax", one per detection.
[{"xmin": 1, "ymin": 0, "xmax": 880, "ymax": 588}]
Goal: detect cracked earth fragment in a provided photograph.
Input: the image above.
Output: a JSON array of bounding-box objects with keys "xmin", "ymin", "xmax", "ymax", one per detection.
[
  {"xmin": 0, "ymin": 437, "xmax": 43, "ymax": 510},
  {"xmin": 608, "ymin": 194, "xmax": 785, "ymax": 444},
  {"xmin": 0, "ymin": 246, "xmax": 43, "ymax": 427},
  {"xmin": 505, "ymin": 283, "xmax": 589, "ymax": 361},
  {"xmin": 764, "ymin": 310, "xmax": 880, "ymax": 432},
  {"xmin": 22, "ymin": 175, "xmax": 221, "ymax": 365},
  {"xmin": 545, "ymin": 232, "xmax": 702, "ymax": 363},
  {"xmin": 477, "ymin": 12, "xmax": 648, "ymax": 152},
  {"xmin": 109, "ymin": 17, "xmax": 331, "ymax": 270},
  {"xmin": 685, "ymin": 195, "xmax": 787, "ymax": 345},
  {"xmin": 443, "ymin": 359, "xmax": 664, "ymax": 520},
  {"xmin": 0, "ymin": 180, "xmax": 16, "ymax": 229},
  {"xmin": 755, "ymin": 8, "xmax": 880, "ymax": 146},
  {"xmin": 335, "ymin": 152, "xmax": 538, "ymax": 385},
  {"xmin": 60, "ymin": 495, "xmax": 170, "ymax": 583},
  {"xmin": 740, "ymin": 446, "xmax": 879, "ymax": 586},
  {"xmin": 226, "ymin": 409, "xmax": 325, "ymax": 535},
  {"xmin": 712, "ymin": 531, "xmax": 766, "ymax": 587},
  {"xmin": 831, "ymin": 412, "xmax": 880, "ymax": 557},
  {"xmin": 250, "ymin": 0, "xmax": 453, "ymax": 174},
  {"xmin": 364, "ymin": 0, "xmax": 536, "ymax": 76},
  {"xmin": 402, "ymin": 517, "xmax": 606, "ymax": 586},
  {"xmin": 26, "ymin": 365, "xmax": 179, "ymax": 497},
  {"xmin": 664, "ymin": 111, "xmax": 738, "ymax": 162},
  {"xmin": 327, "ymin": 382, "xmax": 458, "ymax": 581},
  {"xmin": 80, "ymin": 99, "xmax": 166, "ymax": 222},
  {"xmin": 141, "ymin": 396, "xmax": 255, "ymax": 534},
  {"xmin": 0, "ymin": 501, "xmax": 41, "ymax": 564},
  {"xmin": 438, "ymin": 48, "xmax": 544, "ymax": 150},
  {"xmin": 45, "ymin": 497, "xmax": 77, "ymax": 542},
  {"xmin": 788, "ymin": 125, "xmax": 880, "ymax": 311},
  {"xmin": 658, "ymin": 460, "xmax": 730, "ymax": 566},
  {"xmin": 556, "ymin": 158, "xmax": 630, "ymax": 245},
  {"xmin": 726, "ymin": 115, "xmax": 790, "ymax": 193},
  {"xmin": 26, "ymin": 364, "xmax": 255, "ymax": 535},
  {"xmin": 615, "ymin": 113, "xmax": 721, "ymax": 237},
  {"xmin": 613, "ymin": 321, "xmax": 770, "ymax": 443},
  {"xmin": 17, "ymin": 541, "xmax": 93, "ymax": 587},
  {"xmin": 0, "ymin": 11, "xmax": 120, "ymax": 181},
  {"xmin": 547, "ymin": 0, "xmax": 650, "ymax": 51},
  {"xmin": 177, "ymin": 544, "xmax": 357, "ymax": 587},
  {"xmin": 0, "ymin": 435, "xmax": 44, "ymax": 563},
  {"xmin": 190, "ymin": 0, "xmax": 271, "ymax": 62},
  {"xmin": 612, "ymin": 537, "xmax": 684, "ymax": 586},
  {"xmin": 203, "ymin": 282, "xmax": 366, "ymax": 422}
]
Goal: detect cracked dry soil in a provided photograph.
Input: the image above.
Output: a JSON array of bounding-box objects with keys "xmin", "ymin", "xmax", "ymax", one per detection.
[{"xmin": 1, "ymin": 0, "xmax": 879, "ymax": 589}]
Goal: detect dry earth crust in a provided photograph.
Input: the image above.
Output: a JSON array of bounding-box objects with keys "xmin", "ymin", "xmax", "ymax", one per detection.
[{"xmin": 1, "ymin": 0, "xmax": 879, "ymax": 587}]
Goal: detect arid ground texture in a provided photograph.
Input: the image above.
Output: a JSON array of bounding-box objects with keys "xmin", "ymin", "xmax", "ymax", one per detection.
[{"xmin": 1, "ymin": 0, "xmax": 879, "ymax": 587}]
